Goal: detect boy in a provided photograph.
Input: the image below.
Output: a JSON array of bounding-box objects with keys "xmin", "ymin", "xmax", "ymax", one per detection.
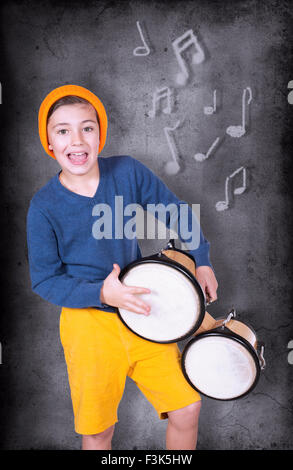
[{"xmin": 27, "ymin": 84, "xmax": 218, "ymax": 450}]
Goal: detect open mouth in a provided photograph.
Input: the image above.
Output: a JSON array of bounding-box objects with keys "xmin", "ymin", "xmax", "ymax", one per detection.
[{"xmin": 67, "ymin": 152, "xmax": 88, "ymax": 165}]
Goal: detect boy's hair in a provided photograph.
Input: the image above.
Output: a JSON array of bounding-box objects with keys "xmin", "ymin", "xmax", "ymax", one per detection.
[{"xmin": 47, "ymin": 95, "xmax": 100, "ymax": 128}]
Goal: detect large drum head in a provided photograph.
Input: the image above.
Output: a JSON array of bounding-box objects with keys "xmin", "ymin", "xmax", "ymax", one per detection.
[
  {"xmin": 182, "ymin": 333, "xmax": 260, "ymax": 400},
  {"xmin": 118, "ymin": 261, "xmax": 204, "ymax": 343}
]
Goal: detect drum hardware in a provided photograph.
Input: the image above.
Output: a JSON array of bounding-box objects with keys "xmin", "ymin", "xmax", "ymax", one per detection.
[
  {"xmin": 257, "ymin": 342, "xmax": 266, "ymax": 370},
  {"xmin": 222, "ymin": 308, "xmax": 236, "ymax": 327}
]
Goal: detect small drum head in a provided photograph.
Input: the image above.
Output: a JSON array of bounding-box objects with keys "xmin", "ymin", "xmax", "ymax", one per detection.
[
  {"xmin": 118, "ymin": 260, "xmax": 205, "ymax": 343},
  {"xmin": 182, "ymin": 332, "xmax": 260, "ymax": 400}
]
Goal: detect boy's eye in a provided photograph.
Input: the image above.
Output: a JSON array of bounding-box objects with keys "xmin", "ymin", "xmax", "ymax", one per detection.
[
  {"xmin": 57, "ymin": 129, "xmax": 68, "ymax": 135},
  {"xmin": 83, "ymin": 126, "xmax": 94, "ymax": 132}
]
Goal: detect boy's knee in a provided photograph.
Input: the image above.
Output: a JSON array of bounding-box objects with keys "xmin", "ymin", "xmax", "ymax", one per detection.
[
  {"xmin": 84, "ymin": 424, "xmax": 115, "ymax": 441},
  {"xmin": 167, "ymin": 401, "xmax": 201, "ymax": 428}
]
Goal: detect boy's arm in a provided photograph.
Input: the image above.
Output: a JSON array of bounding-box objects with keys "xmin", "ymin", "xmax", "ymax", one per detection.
[
  {"xmin": 26, "ymin": 203, "xmax": 108, "ymax": 309},
  {"xmin": 132, "ymin": 157, "xmax": 218, "ymax": 301}
]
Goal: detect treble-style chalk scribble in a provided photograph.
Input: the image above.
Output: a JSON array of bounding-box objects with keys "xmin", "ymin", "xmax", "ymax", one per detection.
[
  {"xmin": 216, "ymin": 166, "xmax": 247, "ymax": 211},
  {"xmin": 226, "ymin": 87, "xmax": 252, "ymax": 138},
  {"xmin": 172, "ymin": 29, "xmax": 205, "ymax": 86},
  {"xmin": 133, "ymin": 21, "xmax": 150, "ymax": 56}
]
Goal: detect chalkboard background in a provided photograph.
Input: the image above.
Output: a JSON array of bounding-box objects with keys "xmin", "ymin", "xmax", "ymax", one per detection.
[{"xmin": 0, "ymin": 0, "xmax": 293, "ymax": 450}]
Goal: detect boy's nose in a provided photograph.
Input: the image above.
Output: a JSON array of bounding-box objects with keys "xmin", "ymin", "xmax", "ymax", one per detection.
[{"xmin": 71, "ymin": 130, "xmax": 84, "ymax": 144}]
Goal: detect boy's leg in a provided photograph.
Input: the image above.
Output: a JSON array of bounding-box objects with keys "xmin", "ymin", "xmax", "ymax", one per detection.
[
  {"xmin": 82, "ymin": 424, "xmax": 115, "ymax": 450},
  {"xmin": 122, "ymin": 320, "xmax": 202, "ymax": 450},
  {"xmin": 60, "ymin": 308, "xmax": 130, "ymax": 446},
  {"xmin": 166, "ymin": 401, "xmax": 201, "ymax": 450}
]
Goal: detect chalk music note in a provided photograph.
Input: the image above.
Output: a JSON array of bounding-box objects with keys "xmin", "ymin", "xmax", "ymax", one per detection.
[
  {"xmin": 288, "ymin": 80, "xmax": 293, "ymax": 105},
  {"xmin": 149, "ymin": 87, "xmax": 173, "ymax": 118},
  {"xmin": 204, "ymin": 90, "xmax": 217, "ymax": 115},
  {"xmin": 172, "ymin": 29, "xmax": 205, "ymax": 86},
  {"xmin": 226, "ymin": 87, "xmax": 252, "ymax": 138},
  {"xmin": 216, "ymin": 166, "xmax": 247, "ymax": 212},
  {"xmin": 164, "ymin": 120, "xmax": 181, "ymax": 175},
  {"xmin": 194, "ymin": 137, "xmax": 220, "ymax": 162},
  {"xmin": 133, "ymin": 21, "xmax": 150, "ymax": 56},
  {"xmin": 288, "ymin": 340, "xmax": 293, "ymax": 365}
]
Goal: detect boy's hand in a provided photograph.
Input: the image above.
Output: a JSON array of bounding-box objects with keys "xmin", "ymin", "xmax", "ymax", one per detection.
[
  {"xmin": 100, "ymin": 264, "xmax": 151, "ymax": 315},
  {"xmin": 195, "ymin": 266, "xmax": 218, "ymax": 304}
]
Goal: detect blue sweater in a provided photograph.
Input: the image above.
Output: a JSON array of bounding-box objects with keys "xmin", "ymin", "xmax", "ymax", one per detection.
[{"xmin": 26, "ymin": 155, "xmax": 212, "ymax": 312}]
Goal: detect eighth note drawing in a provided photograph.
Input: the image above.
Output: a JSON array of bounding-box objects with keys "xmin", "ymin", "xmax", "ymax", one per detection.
[
  {"xmin": 204, "ymin": 90, "xmax": 217, "ymax": 115},
  {"xmin": 215, "ymin": 166, "xmax": 247, "ymax": 212},
  {"xmin": 133, "ymin": 21, "xmax": 150, "ymax": 56},
  {"xmin": 172, "ymin": 29, "xmax": 205, "ymax": 86},
  {"xmin": 194, "ymin": 137, "xmax": 220, "ymax": 162},
  {"xmin": 226, "ymin": 87, "xmax": 252, "ymax": 138},
  {"xmin": 149, "ymin": 87, "xmax": 173, "ymax": 118},
  {"xmin": 164, "ymin": 120, "xmax": 181, "ymax": 175}
]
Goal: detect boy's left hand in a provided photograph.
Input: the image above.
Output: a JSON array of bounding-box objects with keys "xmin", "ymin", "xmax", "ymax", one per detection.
[{"xmin": 195, "ymin": 266, "xmax": 218, "ymax": 304}]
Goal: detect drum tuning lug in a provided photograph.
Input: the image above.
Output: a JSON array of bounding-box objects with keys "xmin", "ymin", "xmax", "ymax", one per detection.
[
  {"xmin": 166, "ymin": 239, "xmax": 175, "ymax": 250},
  {"xmin": 222, "ymin": 308, "xmax": 236, "ymax": 327},
  {"xmin": 158, "ymin": 247, "xmax": 165, "ymax": 257},
  {"xmin": 158, "ymin": 240, "xmax": 175, "ymax": 257},
  {"xmin": 258, "ymin": 343, "xmax": 266, "ymax": 370},
  {"xmin": 229, "ymin": 308, "xmax": 236, "ymax": 318}
]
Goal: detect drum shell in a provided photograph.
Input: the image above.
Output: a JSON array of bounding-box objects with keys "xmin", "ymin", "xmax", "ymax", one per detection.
[
  {"xmin": 117, "ymin": 254, "xmax": 206, "ymax": 344},
  {"xmin": 181, "ymin": 326, "xmax": 262, "ymax": 400}
]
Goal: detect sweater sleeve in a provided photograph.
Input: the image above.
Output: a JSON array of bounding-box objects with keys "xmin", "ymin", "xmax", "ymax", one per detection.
[
  {"xmin": 132, "ymin": 158, "xmax": 213, "ymax": 269},
  {"xmin": 26, "ymin": 202, "xmax": 108, "ymax": 308}
]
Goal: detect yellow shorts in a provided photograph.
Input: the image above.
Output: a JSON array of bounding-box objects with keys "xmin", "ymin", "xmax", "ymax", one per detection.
[{"xmin": 59, "ymin": 307, "xmax": 201, "ymax": 435}]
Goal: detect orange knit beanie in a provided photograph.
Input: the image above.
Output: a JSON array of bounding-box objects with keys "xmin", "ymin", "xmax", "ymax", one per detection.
[{"xmin": 38, "ymin": 84, "xmax": 108, "ymax": 159}]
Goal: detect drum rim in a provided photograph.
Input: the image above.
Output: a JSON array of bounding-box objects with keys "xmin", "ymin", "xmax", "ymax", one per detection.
[
  {"xmin": 116, "ymin": 255, "xmax": 206, "ymax": 344},
  {"xmin": 181, "ymin": 329, "xmax": 261, "ymax": 401}
]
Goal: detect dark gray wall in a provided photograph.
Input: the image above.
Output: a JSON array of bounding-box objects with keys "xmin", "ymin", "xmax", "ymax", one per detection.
[{"xmin": 0, "ymin": 0, "xmax": 293, "ymax": 450}]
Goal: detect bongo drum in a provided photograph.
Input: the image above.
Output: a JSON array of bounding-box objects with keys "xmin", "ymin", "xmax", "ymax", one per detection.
[
  {"xmin": 181, "ymin": 309, "xmax": 266, "ymax": 400},
  {"xmin": 117, "ymin": 240, "xmax": 206, "ymax": 343}
]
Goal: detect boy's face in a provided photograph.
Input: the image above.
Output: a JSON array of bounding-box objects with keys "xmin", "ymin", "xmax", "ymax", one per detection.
[{"xmin": 47, "ymin": 103, "xmax": 100, "ymax": 176}]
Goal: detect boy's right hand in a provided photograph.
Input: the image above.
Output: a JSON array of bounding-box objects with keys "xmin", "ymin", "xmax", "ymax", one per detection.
[{"xmin": 100, "ymin": 264, "xmax": 151, "ymax": 315}]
